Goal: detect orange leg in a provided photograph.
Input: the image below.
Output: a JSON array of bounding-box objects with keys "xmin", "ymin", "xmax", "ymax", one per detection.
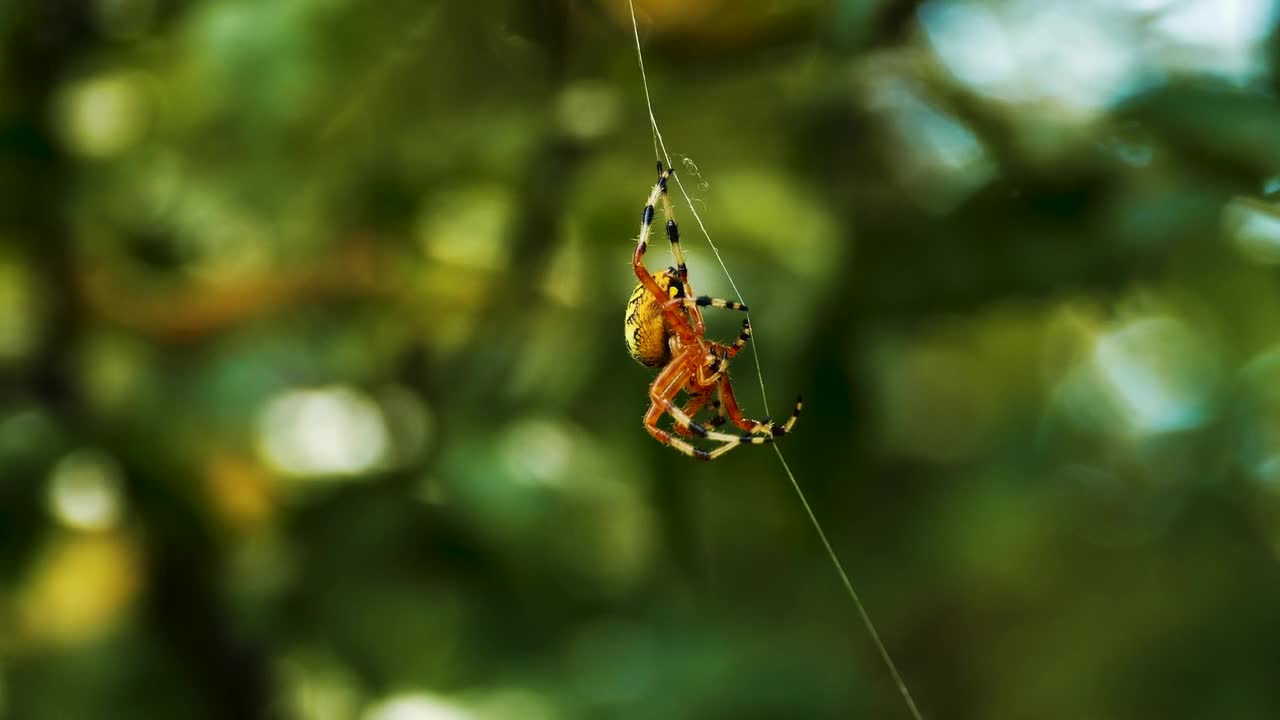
[
  {"xmin": 718, "ymin": 372, "xmax": 804, "ymax": 437},
  {"xmin": 644, "ymin": 356, "xmax": 709, "ymax": 459},
  {"xmin": 643, "ymin": 351, "xmax": 775, "ymax": 460},
  {"xmin": 672, "ymin": 391, "xmax": 714, "ymax": 438}
]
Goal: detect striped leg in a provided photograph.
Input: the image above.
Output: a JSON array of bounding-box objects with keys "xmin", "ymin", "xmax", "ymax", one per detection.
[
  {"xmin": 710, "ymin": 319, "xmax": 753, "ymax": 360},
  {"xmin": 654, "ymin": 161, "xmax": 710, "ymax": 337},
  {"xmin": 718, "ymin": 372, "xmax": 803, "ymax": 437},
  {"xmin": 635, "ymin": 166, "xmax": 696, "ymax": 345},
  {"xmin": 672, "ymin": 391, "xmax": 713, "ymax": 438},
  {"xmin": 653, "ymin": 387, "xmax": 774, "ymax": 449},
  {"xmin": 643, "ymin": 354, "xmax": 773, "ymax": 461},
  {"xmin": 643, "ymin": 353, "xmax": 709, "ymax": 459},
  {"xmin": 655, "ymin": 162, "xmax": 689, "ymax": 286},
  {"xmin": 665, "ymin": 296, "xmax": 748, "ymax": 313},
  {"xmin": 707, "ymin": 398, "xmax": 728, "ymax": 428}
]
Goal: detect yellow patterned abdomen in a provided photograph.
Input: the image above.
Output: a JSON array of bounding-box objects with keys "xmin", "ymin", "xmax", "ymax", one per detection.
[{"xmin": 625, "ymin": 270, "xmax": 680, "ymax": 367}]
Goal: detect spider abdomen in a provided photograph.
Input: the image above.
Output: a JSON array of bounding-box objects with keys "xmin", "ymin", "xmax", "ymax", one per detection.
[{"xmin": 625, "ymin": 269, "xmax": 681, "ymax": 367}]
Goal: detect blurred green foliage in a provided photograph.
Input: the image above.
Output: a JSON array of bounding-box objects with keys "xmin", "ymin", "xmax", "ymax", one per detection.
[{"xmin": 4, "ymin": 0, "xmax": 1280, "ymax": 718}]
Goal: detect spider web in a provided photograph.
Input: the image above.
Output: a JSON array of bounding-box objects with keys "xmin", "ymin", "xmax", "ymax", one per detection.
[{"xmin": 625, "ymin": 4, "xmax": 924, "ymax": 719}]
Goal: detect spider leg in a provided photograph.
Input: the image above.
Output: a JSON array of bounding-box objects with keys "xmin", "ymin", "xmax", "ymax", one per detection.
[
  {"xmin": 644, "ymin": 350, "xmax": 773, "ymax": 460},
  {"xmin": 672, "ymin": 391, "xmax": 714, "ymax": 438},
  {"xmin": 655, "ymin": 162, "xmax": 707, "ymax": 337},
  {"xmin": 655, "ymin": 163, "xmax": 690, "ymax": 286},
  {"xmin": 665, "ymin": 296, "xmax": 748, "ymax": 313},
  {"xmin": 644, "ymin": 353, "xmax": 711, "ymax": 459},
  {"xmin": 635, "ymin": 165, "xmax": 697, "ymax": 345},
  {"xmin": 709, "ymin": 319, "xmax": 753, "ymax": 360},
  {"xmin": 707, "ymin": 399, "xmax": 728, "ymax": 428},
  {"xmin": 718, "ymin": 372, "xmax": 803, "ymax": 438}
]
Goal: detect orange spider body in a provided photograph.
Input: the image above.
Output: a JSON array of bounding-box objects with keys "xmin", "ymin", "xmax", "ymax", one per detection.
[{"xmin": 628, "ymin": 162, "xmax": 801, "ymax": 461}]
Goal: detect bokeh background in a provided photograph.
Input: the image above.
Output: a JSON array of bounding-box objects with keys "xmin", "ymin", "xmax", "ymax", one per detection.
[{"xmin": 4, "ymin": 0, "xmax": 1280, "ymax": 717}]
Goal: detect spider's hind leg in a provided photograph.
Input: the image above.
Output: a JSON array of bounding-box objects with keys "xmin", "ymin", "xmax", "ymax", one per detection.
[
  {"xmin": 671, "ymin": 391, "xmax": 713, "ymax": 439},
  {"xmin": 718, "ymin": 372, "xmax": 803, "ymax": 438}
]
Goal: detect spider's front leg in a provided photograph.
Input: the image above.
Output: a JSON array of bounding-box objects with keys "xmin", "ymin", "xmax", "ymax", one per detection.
[
  {"xmin": 634, "ymin": 167, "xmax": 698, "ymax": 345},
  {"xmin": 665, "ymin": 296, "xmax": 748, "ymax": 313}
]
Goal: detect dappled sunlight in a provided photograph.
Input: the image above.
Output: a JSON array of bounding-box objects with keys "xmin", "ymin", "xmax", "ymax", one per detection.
[
  {"xmin": 4, "ymin": 0, "xmax": 1280, "ymax": 717},
  {"xmin": 13, "ymin": 533, "xmax": 142, "ymax": 649},
  {"xmin": 47, "ymin": 449, "xmax": 126, "ymax": 532},
  {"xmin": 1079, "ymin": 316, "xmax": 1219, "ymax": 436},
  {"xmin": 258, "ymin": 386, "xmax": 391, "ymax": 479},
  {"xmin": 54, "ymin": 70, "xmax": 156, "ymax": 159}
]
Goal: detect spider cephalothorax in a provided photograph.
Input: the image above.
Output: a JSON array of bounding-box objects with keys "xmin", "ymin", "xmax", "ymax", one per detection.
[{"xmin": 627, "ymin": 161, "xmax": 801, "ymax": 460}]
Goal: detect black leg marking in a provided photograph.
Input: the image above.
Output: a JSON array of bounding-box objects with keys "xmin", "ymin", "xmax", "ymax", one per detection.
[{"xmin": 642, "ymin": 204, "xmax": 654, "ymax": 226}]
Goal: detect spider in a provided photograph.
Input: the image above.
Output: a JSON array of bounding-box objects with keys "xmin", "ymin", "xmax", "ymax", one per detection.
[{"xmin": 625, "ymin": 161, "xmax": 802, "ymax": 460}]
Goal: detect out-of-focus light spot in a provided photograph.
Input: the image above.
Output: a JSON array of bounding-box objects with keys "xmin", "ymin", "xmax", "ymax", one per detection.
[
  {"xmin": 280, "ymin": 652, "xmax": 362, "ymax": 720},
  {"xmin": 78, "ymin": 331, "xmax": 148, "ymax": 414},
  {"xmin": 866, "ymin": 82, "xmax": 994, "ymax": 213},
  {"xmin": 15, "ymin": 533, "xmax": 141, "ymax": 648},
  {"xmin": 54, "ymin": 70, "xmax": 154, "ymax": 158},
  {"xmin": 450, "ymin": 417, "xmax": 654, "ymax": 592},
  {"xmin": 418, "ymin": 186, "xmax": 513, "ymax": 272},
  {"xmin": 47, "ymin": 449, "xmax": 125, "ymax": 532},
  {"xmin": 362, "ymin": 692, "xmax": 475, "ymax": 720},
  {"xmin": 1089, "ymin": 317, "xmax": 1217, "ymax": 434},
  {"xmin": 501, "ymin": 418, "xmax": 572, "ymax": 487},
  {"xmin": 920, "ymin": 0, "xmax": 1144, "ymax": 115},
  {"xmin": 918, "ymin": 3, "xmax": 1017, "ymax": 92},
  {"xmin": 556, "ymin": 81, "xmax": 620, "ymax": 141},
  {"xmin": 204, "ymin": 454, "xmax": 274, "ymax": 530},
  {"xmin": 713, "ymin": 169, "xmax": 839, "ymax": 278},
  {"xmin": 1099, "ymin": 135, "xmax": 1154, "ymax": 167},
  {"xmin": 1152, "ymin": 0, "xmax": 1277, "ymax": 79},
  {"xmin": 1225, "ymin": 197, "xmax": 1280, "ymax": 265},
  {"xmin": 1264, "ymin": 177, "xmax": 1280, "ymax": 197},
  {"xmin": 539, "ymin": 223, "xmax": 585, "ymax": 307},
  {"xmin": 0, "ymin": 257, "xmax": 44, "ymax": 364},
  {"xmin": 258, "ymin": 386, "xmax": 390, "ymax": 478},
  {"xmin": 1236, "ymin": 347, "xmax": 1280, "ymax": 489},
  {"xmin": 474, "ymin": 688, "xmax": 559, "ymax": 720}
]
